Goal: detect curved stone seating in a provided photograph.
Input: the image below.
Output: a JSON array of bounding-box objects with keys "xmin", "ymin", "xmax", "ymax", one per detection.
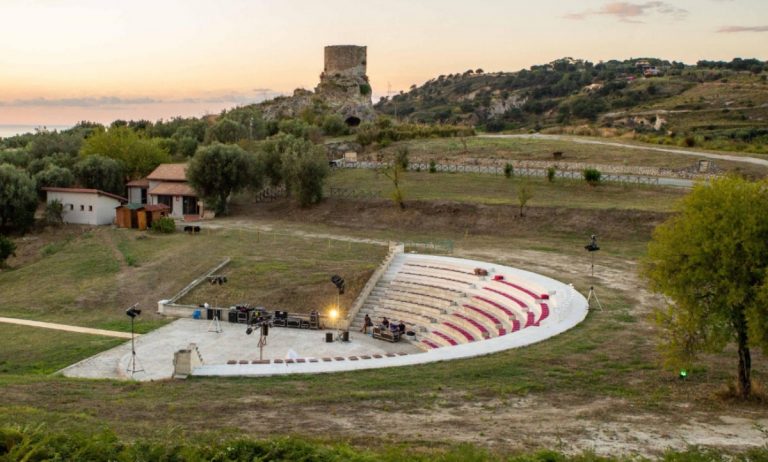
[{"xmin": 350, "ymin": 253, "xmax": 573, "ymax": 352}]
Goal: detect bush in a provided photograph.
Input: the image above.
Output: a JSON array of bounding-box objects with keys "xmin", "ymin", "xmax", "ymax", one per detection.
[
  {"xmin": 504, "ymin": 163, "xmax": 514, "ymax": 178},
  {"xmin": 0, "ymin": 235, "xmax": 15, "ymax": 266},
  {"xmin": 151, "ymin": 217, "xmax": 176, "ymax": 233},
  {"xmin": 547, "ymin": 166, "xmax": 556, "ymax": 182},
  {"xmin": 583, "ymin": 168, "xmax": 602, "ymax": 186},
  {"xmin": 44, "ymin": 200, "xmax": 64, "ymax": 227},
  {"xmin": 429, "ymin": 160, "xmax": 437, "ymax": 173}
]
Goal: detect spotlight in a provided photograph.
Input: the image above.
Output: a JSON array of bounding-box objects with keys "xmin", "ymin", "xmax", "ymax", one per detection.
[
  {"xmin": 125, "ymin": 305, "xmax": 141, "ymax": 318},
  {"xmin": 331, "ymin": 275, "xmax": 345, "ymax": 294},
  {"xmin": 246, "ymin": 326, "xmax": 254, "ymax": 335},
  {"xmin": 584, "ymin": 234, "xmax": 600, "ymax": 252},
  {"xmin": 329, "ymin": 308, "xmax": 338, "ymax": 320}
]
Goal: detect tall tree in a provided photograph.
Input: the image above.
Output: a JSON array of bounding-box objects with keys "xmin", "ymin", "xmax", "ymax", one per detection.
[
  {"xmin": 642, "ymin": 176, "xmax": 768, "ymax": 399},
  {"xmin": 73, "ymin": 155, "xmax": 125, "ymax": 196},
  {"xmin": 80, "ymin": 126, "xmax": 170, "ymax": 180},
  {"xmin": 34, "ymin": 166, "xmax": 75, "ymax": 197},
  {"xmin": 187, "ymin": 143, "xmax": 257, "ymax": 215},
  {"xmin": 0, "ymin": 164, "xmax": 37, "ymax": 232},
  {"xmin": 258, "ymin": 134, "xmax": 328, "ymax": 206}
]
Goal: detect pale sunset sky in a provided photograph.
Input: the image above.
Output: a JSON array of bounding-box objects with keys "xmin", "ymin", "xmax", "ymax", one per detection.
[{"xmin": 1, "ymin": 0, "xmax": 766, "ymax": 125}]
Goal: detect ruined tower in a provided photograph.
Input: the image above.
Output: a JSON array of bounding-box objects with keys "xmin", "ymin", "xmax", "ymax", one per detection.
[
  {"xmin": 259, "ymin": 45, "xmax": 375, "ymax": 125},
  {"xmin": 316, "ymin": 45, "xmax": 374, "ymax": 126},
  {"xmin": 323, "ymin": 45, "xmax": 367, "ymax": 78}
]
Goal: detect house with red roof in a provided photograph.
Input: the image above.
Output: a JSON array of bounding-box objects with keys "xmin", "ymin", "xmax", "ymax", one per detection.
[{"xmin": 144, "ymin": 163, "xmax": 204, "ymax": 219}]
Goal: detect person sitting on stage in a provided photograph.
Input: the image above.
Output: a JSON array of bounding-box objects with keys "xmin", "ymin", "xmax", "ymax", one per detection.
[
  {"xmin": 398, "ymin": 321, "xmax": 406, "ymax": 335},
  {"xmin": 361, "ymin": 314, "xmax": 373, "ymax": 334},
  {"xmin": 381, "ymin": 317, "xmax": 389, "ymax": 328}
]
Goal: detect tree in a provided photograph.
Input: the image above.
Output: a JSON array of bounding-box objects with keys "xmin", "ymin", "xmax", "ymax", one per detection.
[
  {"xmin": 73, "ymin": 155, "xmax": 125, "ymax": 196},
  {"xmin": 395, "ymin": 147, "xmax": 409, "ymax": 170},
  {"xmin": 206, "ymin": 118, "xmax": 247, "ymax": 144},
  {"xmin": 0, "ymin": 234, "xmax": 16, "ymax": 267},
  {"xmin": 34, "ymin": 166, "xmax": 74, "ymax": 197},
  {"xmin": 583, "ymin": 168, "xmax": 601, "ymax": 186},
  {"xmin": 80, "ymin": 126, "xmax": 170, "ymax": 179},
  {"xmin": 642, "ymin": 177, "xmax": 768, "ymax": 399},
  {"xmin": 381, "ymin": 164, "xmax": 406, "ymax": 210},
  {"xmin": 517, "ymin": 182, "xmax": 533, "ymax": 217},
  {"xmin": 187, "ymin": 143, "xmax": 257, "ymax": 215},
  {"xmin": 275, "ymin": 136, "xmax": 329, "ymax": 207},
  {"xmin": 0, "ymin": 164, "xmax": 37, "ymax": 232}
]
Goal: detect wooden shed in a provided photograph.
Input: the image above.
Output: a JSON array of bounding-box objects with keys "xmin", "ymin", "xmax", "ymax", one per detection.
[
  {"xmin": 115, "ymin": 203, "xmax": 143, "ymax": 229},
  {"xmin": 115, "ymin": 203, "xmax": 170, "ymax": 230}
]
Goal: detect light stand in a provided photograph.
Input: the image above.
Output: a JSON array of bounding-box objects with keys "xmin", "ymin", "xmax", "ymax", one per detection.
[
  {"xmin": 246, "ymin": 321, "xmax": 269, "ymax": 361},
  {"xmin": 207, "ymin": 275, "xmax": 227, "ymax": 333},
  {"xmin": 330, "ymin": 275, "xmax": 346, "ymax": 340},
  {"xmin": 125, "ymin": 304, "xmax": 144, "ymax": 376},
  {"xmin": 584, "ymin": 235, "xmax": 604, "ymax": 311}
]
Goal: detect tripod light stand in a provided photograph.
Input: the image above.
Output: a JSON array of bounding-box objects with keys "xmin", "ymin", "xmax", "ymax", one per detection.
[
  {"xmin": 584, "ymin": 235, "xmax": 604, "ymax": 311},
  {"xmin": 125, "ymin": 304, "xmax": 144, "ymax": 376}
]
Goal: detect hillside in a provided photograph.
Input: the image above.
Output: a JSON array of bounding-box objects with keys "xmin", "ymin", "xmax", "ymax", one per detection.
[{"xmin": 375, "ymin": 57, "xmax": 768, "ymax": 152}]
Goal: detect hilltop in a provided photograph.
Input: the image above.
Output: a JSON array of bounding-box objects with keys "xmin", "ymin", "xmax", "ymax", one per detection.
[{"xmin": 375, "ymin": 57, "xmax": 768, "ymax": 153}]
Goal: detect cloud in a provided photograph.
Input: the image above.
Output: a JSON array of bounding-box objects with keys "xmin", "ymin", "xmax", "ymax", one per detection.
[
  {"xmin": 0, "ymin": 90, "xmax": 279, "ymax": 108},
  {"xmin": 717, "ymin": 25, "xmax": 768, "ymax": 33},
  {"xmin": 565, "ymin": 1, "xmax": 688, "ymax": 22}
]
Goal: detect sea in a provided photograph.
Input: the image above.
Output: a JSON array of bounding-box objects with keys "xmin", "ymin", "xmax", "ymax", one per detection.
[{"xmin": 0, "ymin": 124, "xmax": 73, "ymax": 138}]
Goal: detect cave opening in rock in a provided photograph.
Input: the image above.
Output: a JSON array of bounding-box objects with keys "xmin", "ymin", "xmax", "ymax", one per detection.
[{"xmin": 345, "ymin": 116, "xmax": 361, "ymax": 127}]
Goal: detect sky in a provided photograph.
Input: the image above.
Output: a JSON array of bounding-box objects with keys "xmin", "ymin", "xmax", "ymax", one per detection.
[{"xmin": 1, "ymin": 0, "xmax": 766, "ymax": 126}]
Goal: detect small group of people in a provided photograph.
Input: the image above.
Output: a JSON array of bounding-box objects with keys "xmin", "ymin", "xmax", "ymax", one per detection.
[{"xmin": 360, "ymin": 314, "xmax": 406, "ymax": 336}]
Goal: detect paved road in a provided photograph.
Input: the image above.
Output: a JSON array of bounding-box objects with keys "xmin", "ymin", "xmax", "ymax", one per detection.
[
  {"xmin": 481, "ymin": 134, "xmax": 768, "ymax": 168},
  {"xmin": 0, "ymin": 316, "xmax": 135, "ymax": 339}
]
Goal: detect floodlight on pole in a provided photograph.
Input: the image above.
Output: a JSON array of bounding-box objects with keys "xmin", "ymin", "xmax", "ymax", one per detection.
[{"xmin": 125, "ymin": 303, "xmax": 144, "ymax": 376}]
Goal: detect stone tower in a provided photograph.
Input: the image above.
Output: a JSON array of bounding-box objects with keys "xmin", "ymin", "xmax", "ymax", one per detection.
[
  {"xmin": 316, "ymin": 45, "xmax": 374, "ymax": 125},
  {"xmin": 323, "ymin": 45, "xmax": 367, "ymax": 78},
  {"xmin": 259, "ymin": 45, "xmax": 375, "ymax": 125}
]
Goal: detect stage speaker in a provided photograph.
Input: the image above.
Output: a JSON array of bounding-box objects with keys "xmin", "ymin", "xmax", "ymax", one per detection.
[
  {"xmin": 342, "ymin": 331, "xmax": 350, "ymax": 342},
  {"xmin": 325, "ymin": 332, "xmax": 333, "ymax": 343}
]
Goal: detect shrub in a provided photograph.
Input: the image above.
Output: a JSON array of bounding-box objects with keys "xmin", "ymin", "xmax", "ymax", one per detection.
[
  {"xmin": 151, "ymin": 217, "xmax": 176, "ymax": 233},
  {"xmin": 583, "ymin": 168, "xmax": 602, "ymax": 186},
  {"xmin": 44, "ymin": 199, "xmax": 64, "ymax": 227},
  {"xmin": 428, "ymin": 160, "xmax": 437, "ymax": 173},
  {"xmin": 503, "ymin": 163, "xmax": 514, "ymax": 178},
  {"xmin": 0, "ymin": 235, "xmax": 15, "ymax": 266},
  {"xmin": 547, "ymin": 166, "xmax": 556, "ymax": 182},
  {"xmin": 683, "ymin": 135, "xmax": 696, "ymax": 147}
]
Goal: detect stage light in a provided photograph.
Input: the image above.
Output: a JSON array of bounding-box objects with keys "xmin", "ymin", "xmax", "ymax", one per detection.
[
  {"xmin": 331, "ymin": 275, "xmax": 345, "ymax": 294},
  {"xmin": 246, "ymin": 326, "xmax": 253, "ymax": 335},
  {"xmin": 125, "ymin": 305, "xmax": 141, "ymax": 318},
  {"xmin": 329, "ymin": 308, "xmax": 338, "ymax": 320},
  {"xmin": 584, "ymin": 234, "xmax": 600, "ymax": 252}
]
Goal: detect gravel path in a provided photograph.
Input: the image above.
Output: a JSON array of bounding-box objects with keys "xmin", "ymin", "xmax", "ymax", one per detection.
[
  {"xmin": 0, "ymin": 316, "xmax": 135, "ymax": 339},
  {"xmin": 481, "ymin": 133, "xmax": 768, "ymax": 168}
]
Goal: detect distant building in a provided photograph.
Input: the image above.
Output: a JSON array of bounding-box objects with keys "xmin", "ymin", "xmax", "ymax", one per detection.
[
  {"xmin": 643, "ymin": 66, "xmax": 661, "ymax": 77},
  {"xmin": 126, "ymin": 178, "xmax": 149, "ymax": 205},
  {"xmin": 43, "ymin": 187, "xmax": 127, "ymax": 226},
  {"xmin": 145, "ymin": 163, "xmax": 204, "ymax": 219}
]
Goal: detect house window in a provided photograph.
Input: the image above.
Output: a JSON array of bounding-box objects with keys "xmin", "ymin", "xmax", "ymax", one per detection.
[
  {"xmin": 182, "ymin": 196, "xmax": 200, "ymax": 215},
  {"xmin": 157, "ymin": 195, "xmax": 172, "ymax": 208},
  {"xmin": 69, "ymin": 204, "xmax": 74, "ymax": 211},
  {"xmin": 80, "ymin": 205, "xmax": 84, "ymax": 211},
  {"xmin": 88, "ymin": 205, "xmax": 93, "ymax": 212}
]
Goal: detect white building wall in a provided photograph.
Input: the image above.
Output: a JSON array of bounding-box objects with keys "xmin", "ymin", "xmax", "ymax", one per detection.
[{"xmin": 47, "ymin": 191, "xmax": 120, "ymax": 226}]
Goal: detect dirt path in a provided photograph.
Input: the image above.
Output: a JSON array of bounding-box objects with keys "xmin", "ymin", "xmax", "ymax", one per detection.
[
  {"xmin": 482, "ymin": 133, "xmax": 768, "ymax": 168},
  {"xmin": 0, "ymin": 316, "xmax": 135, "ymax": 339}
]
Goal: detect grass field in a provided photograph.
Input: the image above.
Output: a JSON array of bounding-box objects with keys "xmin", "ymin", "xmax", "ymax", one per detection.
[{"xmin": 325, "ymin": 169, "xmax": 687, "ymax": 212}]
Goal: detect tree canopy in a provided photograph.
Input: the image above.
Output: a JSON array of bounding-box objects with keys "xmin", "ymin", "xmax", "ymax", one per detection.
[
  {"xmin": 259, "ymin": 135, "xmax": 328, "ymax": 207},
  {"xmin": 73, "ymin": 155, "xmax": 125, "ymax": 196},
  {"xmin": 0, "ymin": 164, "xmax": 37, "ymax": 232},
  {"xmin": 642, "ymin": 176, "xmax": 768, "ymax": 398},
  {"xmin": 80, "ymin": 126, "xmax": 170, "ymax": 180},
  {"xmin": 187, "ymin": 143, "xmax": 258, "ymax": 216}
]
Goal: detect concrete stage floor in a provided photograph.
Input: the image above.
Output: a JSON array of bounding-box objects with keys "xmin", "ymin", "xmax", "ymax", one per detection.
[{"xmin": 60, "ymin": 318, "xmax": 422, "ymax": 381}]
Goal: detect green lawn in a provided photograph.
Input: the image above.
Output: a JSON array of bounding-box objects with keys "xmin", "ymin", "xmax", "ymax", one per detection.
[{"xmin": 0, "ymin": 324, "xmax": 124, "ymax": 375}]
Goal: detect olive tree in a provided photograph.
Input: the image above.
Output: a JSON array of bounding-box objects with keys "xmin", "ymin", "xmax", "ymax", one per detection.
[
  {"xmin": 642, "ymin": 176, "xmax": 768, "ymax": 399},
  {"xmin": 187, "ymin": 143, "xmax": 257, "ymax": 215},
  {"xmin": 73, "ymin": 155, "xmax": 125, "ymax": 196},
  {"xmin": 0, "ymin": 164, "xmax": 37, "ymax": 232}
]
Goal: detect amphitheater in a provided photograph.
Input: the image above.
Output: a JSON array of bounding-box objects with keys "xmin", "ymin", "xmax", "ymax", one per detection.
[{"xmin": 62, "ymin": 246, "xmax": 588, "ymax": 380}]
